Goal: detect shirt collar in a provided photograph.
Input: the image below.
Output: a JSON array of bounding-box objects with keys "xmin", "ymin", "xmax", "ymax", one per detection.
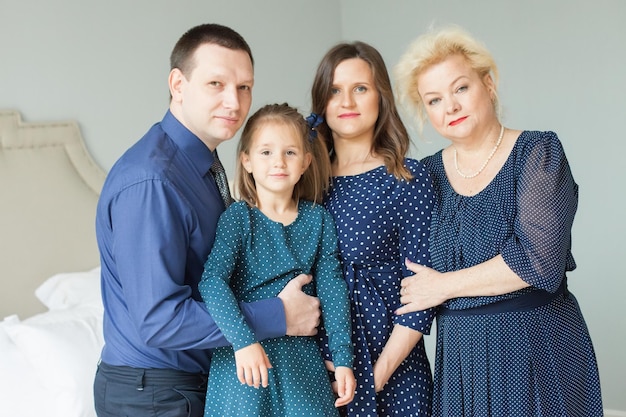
[{"xmin": 160, "ymin": 110, "xmax": 215, "ymax": 176}]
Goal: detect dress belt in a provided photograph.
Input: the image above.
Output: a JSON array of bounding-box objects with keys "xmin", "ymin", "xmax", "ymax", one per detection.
[{"xmin": 439, "ymin": 277, "xmax": 568, "ymax": 317}]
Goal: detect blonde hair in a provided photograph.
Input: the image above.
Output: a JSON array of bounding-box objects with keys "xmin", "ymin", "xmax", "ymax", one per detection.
[
  {"xmin": 394, "ymin": 25, "xmax": 499, "ymax": 132},
  {"xmin": 236, "ymin": 103, "xmax": 331, "ymax": 205}
]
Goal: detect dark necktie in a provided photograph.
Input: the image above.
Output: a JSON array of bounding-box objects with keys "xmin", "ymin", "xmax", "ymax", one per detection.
[{"xmin": 209, "ymin": 153, "xmax": 234, "ymax": 208}]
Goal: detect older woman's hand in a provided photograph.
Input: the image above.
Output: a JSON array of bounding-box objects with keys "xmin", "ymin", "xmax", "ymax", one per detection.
[{"xmin": 396, "ymin": 259, "xmax": 447, "ymax": 314}]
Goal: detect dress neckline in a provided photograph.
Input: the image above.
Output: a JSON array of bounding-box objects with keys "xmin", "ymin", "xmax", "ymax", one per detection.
[
  {"xmin": 441, "ymin": 131, "xmax": 525, "ymax": 198},
  {"xmin": 251, "ymin": 201, "xmax": 303, "ymax": 227},
  {"xmin": 332, "ymin": 164, "xmax": 386, "ymax": 180}
]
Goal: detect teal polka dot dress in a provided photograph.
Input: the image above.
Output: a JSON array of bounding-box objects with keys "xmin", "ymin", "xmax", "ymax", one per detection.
[
  {"xmin": 199, "ymin": 200, "xmax": 353, "ymax": 417},
  {"xmin": 423, "ymin": 131, "xmax": 603, "ymax": 416}
]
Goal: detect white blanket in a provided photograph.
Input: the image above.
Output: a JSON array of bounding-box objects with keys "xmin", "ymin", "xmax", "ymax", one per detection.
[{"xmin": 0, "ymin": 267, "xmax": 103, "ymax": 417}]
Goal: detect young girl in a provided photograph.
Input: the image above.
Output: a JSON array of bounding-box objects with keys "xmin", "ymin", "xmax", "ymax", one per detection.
[{"xmin": 198, "ymin": 103, "xmax": 356, "ymax": 416}]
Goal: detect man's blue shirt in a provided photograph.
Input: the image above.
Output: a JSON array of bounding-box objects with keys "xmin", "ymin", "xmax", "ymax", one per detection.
[{"xmin": 96, "ymin": 111, "xmax": 285, "ymax": 373}]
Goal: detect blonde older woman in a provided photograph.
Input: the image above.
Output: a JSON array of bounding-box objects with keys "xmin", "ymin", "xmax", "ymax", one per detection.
[{"xmin": 394, "ymin": 26, "xmax": 602, "ymax": 417}]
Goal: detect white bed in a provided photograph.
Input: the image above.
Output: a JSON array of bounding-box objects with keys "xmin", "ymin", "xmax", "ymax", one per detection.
[{"xmin": 0, "ymin": 109, "xmax": 107, "ymax": 417}]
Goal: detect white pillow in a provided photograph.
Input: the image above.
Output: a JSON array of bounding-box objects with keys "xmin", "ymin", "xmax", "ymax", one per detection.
[
  {"xmin": 35, "ymin": 266, "xmax": 102, "ymax": 310},
  {"xmin": 0, "ymin": 316, "xmax": 52, "ymax": 417},
  {"xmin": 3, "ymin": 306, "xmax": 104, "ymax": 417}
]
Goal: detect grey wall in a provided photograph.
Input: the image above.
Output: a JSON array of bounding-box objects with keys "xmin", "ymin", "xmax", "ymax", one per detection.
[
  {"xmin": 1, "ymin": 0, "xmax": 624, "ymax": 412},
  {"xmin": 0, "ymin": 0, "xmax": 342, "ymax": 173}
]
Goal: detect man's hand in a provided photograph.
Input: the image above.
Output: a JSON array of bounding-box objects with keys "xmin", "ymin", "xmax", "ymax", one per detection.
[{"xmin": 278, "ymin": 274, "xmax": 321, "ymax": 336}]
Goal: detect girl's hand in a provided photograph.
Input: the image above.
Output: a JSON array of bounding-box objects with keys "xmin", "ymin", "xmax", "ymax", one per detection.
[
  {"xmin": 324, "ymin": 360, "xmax": 338, "ymax": 395},
  {"xmin": 396, "ymin": 259, "xmax": 446, "ymax": 314},
  {"xmin": 333, "ymin": 366, "xmax": 356, "ymax": 407},
  {"xmin": 234, "ymin": 342, "xmax": 272, "ymax": 388}
]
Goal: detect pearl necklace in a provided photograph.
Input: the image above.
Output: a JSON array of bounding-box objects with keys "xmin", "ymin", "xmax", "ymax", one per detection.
[{"xmin": 453, "ymin": 124, "xmax": 505, "ymax": 179}]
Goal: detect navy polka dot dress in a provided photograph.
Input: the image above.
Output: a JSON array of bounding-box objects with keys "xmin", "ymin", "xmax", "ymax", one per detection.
[
  {"xmin": 199, "ymin": 200, "xmax": 353, "ymax": 417},
  {"xmin": 323, "ymin": 158, "xmax": 436, "ymax": 416},
  {"xmin": 422, "ymin": 131, "xmax": 603, "ymax": 417}
]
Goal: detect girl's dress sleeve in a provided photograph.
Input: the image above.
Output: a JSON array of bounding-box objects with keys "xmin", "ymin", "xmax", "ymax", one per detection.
[
  {"xmin": 394, "ymin": 162, "xmax": 437, "ymax": 334},
  {"xmin": 501, "ymin": 131, "xmax": 578, "ymax": 292},
  {"xmin": 314, "ymin": 208, "xmax": 354, "ymax": 369},
  {"xmin": 198, "ymin": 204, "xmax": 258, "ymax": 351}
]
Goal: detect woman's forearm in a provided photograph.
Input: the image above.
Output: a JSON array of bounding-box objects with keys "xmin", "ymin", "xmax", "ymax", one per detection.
[
  {"xmin": 397, "ymin": 255, "xmax": 530, "ymax": 314},
  {"xmin": 443, "ymin": 255, "xmax": 529, "ymax": 299},
  {"xmin": 373, "ymin": 324, "xmax": 423, "ymax": 392}
]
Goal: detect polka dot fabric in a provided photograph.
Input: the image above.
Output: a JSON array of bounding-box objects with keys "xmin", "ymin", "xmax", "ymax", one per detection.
[
  {"xmin": 199, "ymin": 200, "xmax": 353, "ymax": 416},
  {"xmin": 323, "ymin": 158, "xmax": 436, "ymax": 416},
  {"xmin": 422, "ymin": 131, "xmax": 603, "ymax": 416}
]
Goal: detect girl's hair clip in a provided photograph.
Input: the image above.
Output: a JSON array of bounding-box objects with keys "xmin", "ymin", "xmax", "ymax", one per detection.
[{"xmin": 305, "ymin": 113, "xmax": 324, "ymax": 141}]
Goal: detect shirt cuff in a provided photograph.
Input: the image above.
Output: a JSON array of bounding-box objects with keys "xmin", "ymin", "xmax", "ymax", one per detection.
[{"xmin": 239, "ymin": 297, "xmax": 286, "ymax": 341}]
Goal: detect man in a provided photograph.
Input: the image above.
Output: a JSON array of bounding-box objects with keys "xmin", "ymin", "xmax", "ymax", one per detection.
[{"xmin": 94, "ymin": 23, "xmax": 320, "ymax": 417}]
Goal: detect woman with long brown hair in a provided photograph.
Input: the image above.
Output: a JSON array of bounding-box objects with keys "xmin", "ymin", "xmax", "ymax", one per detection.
[{"xmin": 312, "ymin": 41, "xmax": 435, "ymax": 416}]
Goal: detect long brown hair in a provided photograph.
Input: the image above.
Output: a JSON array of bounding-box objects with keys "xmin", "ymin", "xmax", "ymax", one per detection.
[
  {"xmin": 236, "ymin": 103, "xmax": 331, "ymax": 205},
  {"xmin": 311, "ymin": 41, "xmax": 412, "ymax": 180}
]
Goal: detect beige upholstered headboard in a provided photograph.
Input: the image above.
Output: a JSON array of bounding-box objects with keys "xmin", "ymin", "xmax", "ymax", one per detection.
[{"xmin": 0, "ymin": 110, "xmax": 106, "ymax": 318}]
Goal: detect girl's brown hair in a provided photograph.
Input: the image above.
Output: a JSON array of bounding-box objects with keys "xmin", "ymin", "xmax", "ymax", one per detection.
[{"xmin": 236, "ymin": 103, "xmax": 331, "ymax": 205}]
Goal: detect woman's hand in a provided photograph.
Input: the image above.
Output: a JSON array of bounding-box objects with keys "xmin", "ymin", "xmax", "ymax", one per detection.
[
  {"xmin": 373, "ymin": 359, "xmax": 392, "ymax": 392},
  {"xmin": 396, "ymin": 259, "xmax": 447, "ymax": 315},
  {"xmin": 234, "ymin": 342, "xmax": 272, "ymax": 388},
  {"xmin": 333, "ymin": 366, "xmax": 356, "ymax": 407},
  {"xmin": 373, "ymin": 324, "xmax": 424, "ymax": 392},
  {"xmin": 397, "ymin": 256, "xmax": 530, "ymax": 315}
]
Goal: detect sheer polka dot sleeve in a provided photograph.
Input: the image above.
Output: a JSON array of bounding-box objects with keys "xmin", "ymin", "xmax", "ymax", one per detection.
[{"xmin": 501, "ymin": 131, "xmax": 578, "ymax": 292}]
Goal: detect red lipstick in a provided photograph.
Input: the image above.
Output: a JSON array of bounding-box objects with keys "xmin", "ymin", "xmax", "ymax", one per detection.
[{"xmin": 449, "ymin": 116, "xmax": 468, "ymax": 126}]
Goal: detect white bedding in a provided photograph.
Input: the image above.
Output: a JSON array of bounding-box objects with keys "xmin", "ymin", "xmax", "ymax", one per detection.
[{"xmin": 0, "ymin": 267, "xmax": 103, "ymax": 417}]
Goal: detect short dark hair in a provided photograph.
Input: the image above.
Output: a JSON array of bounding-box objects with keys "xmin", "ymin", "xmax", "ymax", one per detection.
[{"xmin": 170, "ymin": 23, "xmax": 254, "ymax": 77}]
